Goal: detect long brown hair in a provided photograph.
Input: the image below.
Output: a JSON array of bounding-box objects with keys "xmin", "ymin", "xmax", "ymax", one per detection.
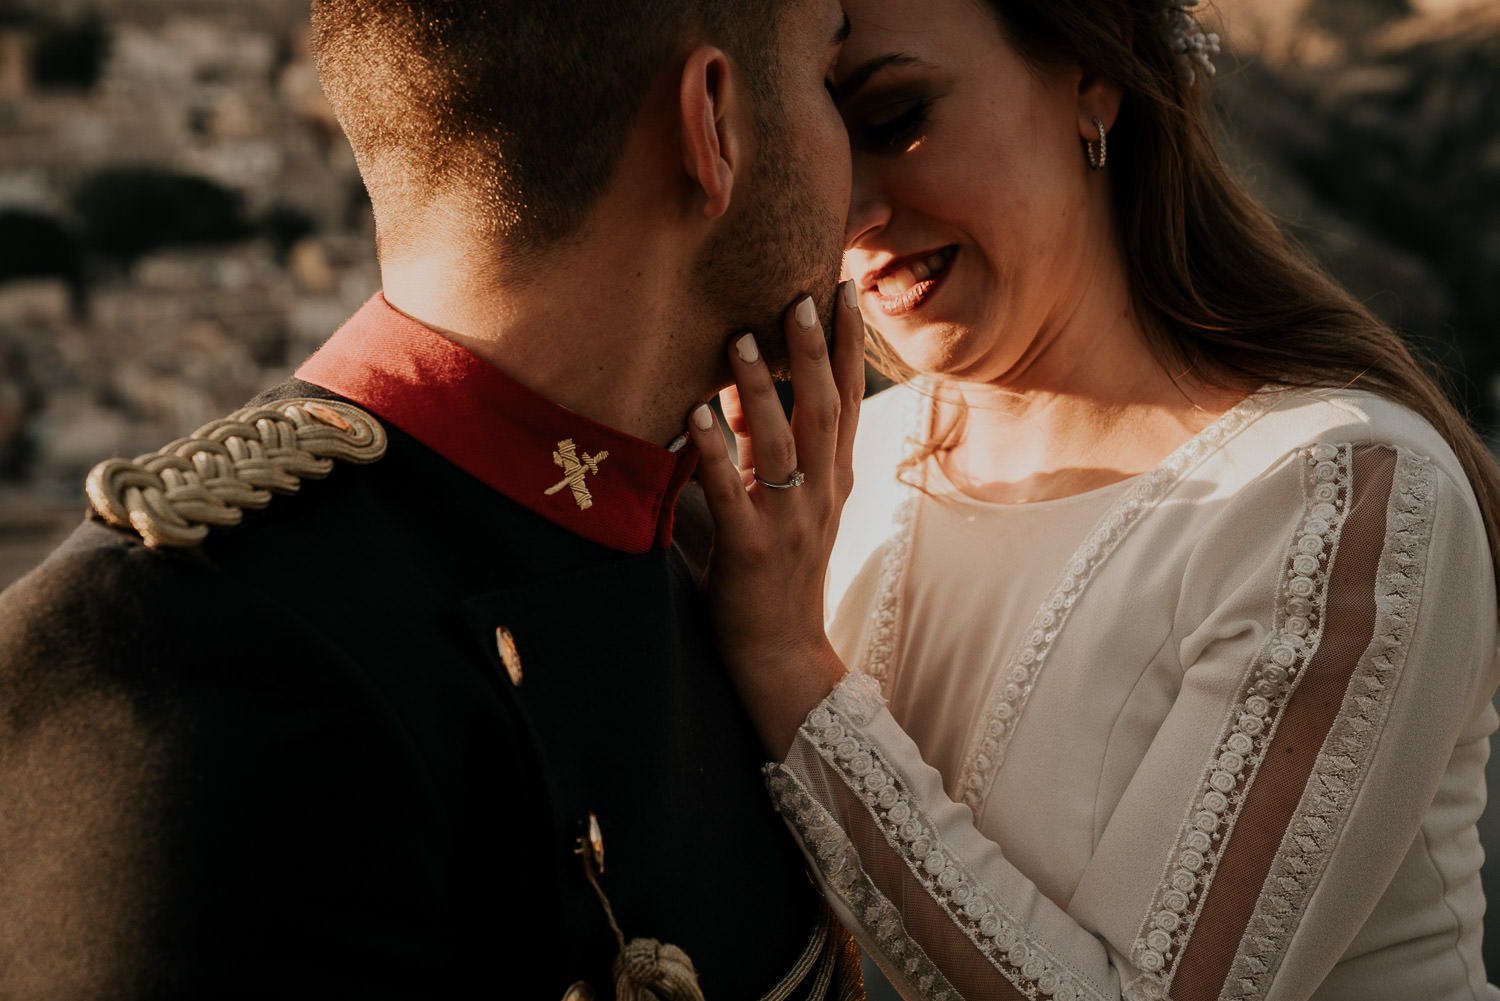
[{"xmin": 869, "ymin": 0, "xmax": 1500, "ymax": 597}]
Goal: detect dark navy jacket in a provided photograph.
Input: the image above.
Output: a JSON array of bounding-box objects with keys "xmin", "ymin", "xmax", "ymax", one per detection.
[{"xmin": 0, "ymin": 301, "xmax": 834, "ymax": 999}]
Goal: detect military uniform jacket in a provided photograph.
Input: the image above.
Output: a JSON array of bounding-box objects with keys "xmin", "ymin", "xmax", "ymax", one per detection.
[{"xmin": 0, "ymin": 295, "xmax": 843, "ymax": 999}]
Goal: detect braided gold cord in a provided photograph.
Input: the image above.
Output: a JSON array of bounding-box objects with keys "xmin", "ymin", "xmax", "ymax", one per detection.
[{"xmin": 86, "ymin": 398, "xmax": 387, "ymax": 549}]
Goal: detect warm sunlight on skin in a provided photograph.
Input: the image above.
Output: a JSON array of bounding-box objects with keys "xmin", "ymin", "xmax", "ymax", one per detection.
[
  {"xmin": 833, "ymin": 0, "xmax": 1245, "ymax": 504},
  {"xmin": 835, "ymin": 0, "xmax": 1112, "ymax": 389}
]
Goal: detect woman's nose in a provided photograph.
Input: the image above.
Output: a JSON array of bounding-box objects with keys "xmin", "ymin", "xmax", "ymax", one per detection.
[{"xmin": 844, "ymin": 164, "xmax": 892, "ymax": 250}]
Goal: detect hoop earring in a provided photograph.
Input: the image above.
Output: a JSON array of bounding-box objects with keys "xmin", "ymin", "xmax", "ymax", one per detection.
[{"xmin": 1085, "ymin": 116, "xmax": 1108, "ymax": 170}]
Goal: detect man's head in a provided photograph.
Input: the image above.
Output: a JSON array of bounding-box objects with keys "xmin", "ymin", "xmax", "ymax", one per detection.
[
  {"xmin": 694, "ymin": 0, "xmax": 851, "ymax": 366},
  {"xmin": 311, "ymin": 0, "xmax": 794, "ymax": 255}
]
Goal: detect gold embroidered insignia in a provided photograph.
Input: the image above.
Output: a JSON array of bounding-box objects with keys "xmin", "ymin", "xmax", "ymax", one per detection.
[
  {"xmin": 544, "ymin": 438, "xmax": 608, "ymax": 511},
  {"xmin": 86, "ymin": 398, "xmax": 386, "ymax": 549}
]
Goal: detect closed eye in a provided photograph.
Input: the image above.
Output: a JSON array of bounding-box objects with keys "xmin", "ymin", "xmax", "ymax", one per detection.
[{"xmin": 858, "ymin": 98, "xmax": 931, "ymax": 153}]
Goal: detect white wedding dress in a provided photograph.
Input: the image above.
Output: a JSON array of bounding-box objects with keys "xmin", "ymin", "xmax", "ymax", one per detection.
[{"xmin": 767, "ymin": 383, "xmax": 1500, "ymax": 1001}]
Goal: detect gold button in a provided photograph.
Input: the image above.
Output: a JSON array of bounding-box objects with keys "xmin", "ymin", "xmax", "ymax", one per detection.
[
  {"xmin": 561, "ymin": 982, "xmax": 595, "ymax": 1001},
  {"xmin": 495, "ymin": 626, "xmax": 522, "ymax": 686},
  {"xmin": 574, "ymin": 812, "xmax": 605, "ymax": 875}
]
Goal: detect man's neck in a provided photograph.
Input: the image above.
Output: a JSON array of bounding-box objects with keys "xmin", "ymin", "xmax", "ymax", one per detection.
[{"xmin": 380, "ymin": 232, "xmax": 723, "ymax": 448}]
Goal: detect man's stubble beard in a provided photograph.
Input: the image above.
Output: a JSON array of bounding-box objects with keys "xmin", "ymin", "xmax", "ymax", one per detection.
[{"xmin": 693, "ymin": 104, "xmax": 844, "ymax": 380}]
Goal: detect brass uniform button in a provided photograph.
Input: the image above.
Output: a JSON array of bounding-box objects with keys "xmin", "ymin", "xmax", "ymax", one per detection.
[
  {"xmin": 574, "ymin": 812, "xmax": 605, "ymax": 875},
  {"xmin": 495, "ymin": 626, "xmax": 523, "ymax": 686}
]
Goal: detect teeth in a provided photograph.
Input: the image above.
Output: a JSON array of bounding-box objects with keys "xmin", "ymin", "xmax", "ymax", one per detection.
[
  {"xmin": 874, "ymin": 249, "xmax": 952, "ymax": 298},
  {"xmin": 920, "ymin": 247, "xmax": 952, "ymax": 274},
  {"xmin": 876, "ymin": 269, "xmax": 916, "ymax": 297}
]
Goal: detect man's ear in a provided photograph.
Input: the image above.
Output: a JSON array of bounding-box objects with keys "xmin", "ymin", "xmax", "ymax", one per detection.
[{"xmin": 679, "ymin": 46, "xmax": 741, "ymax": 220}]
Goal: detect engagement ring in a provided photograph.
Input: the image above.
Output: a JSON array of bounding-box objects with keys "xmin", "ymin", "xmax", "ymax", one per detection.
[{"xmin": 754, "ymin": 469, "xmax": 806, "ymax": 490}]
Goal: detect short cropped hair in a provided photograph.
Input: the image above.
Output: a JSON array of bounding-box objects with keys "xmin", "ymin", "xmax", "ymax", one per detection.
[{"xmin": 311, "ymin": 0, "xmax": 792, "ymax": 251}]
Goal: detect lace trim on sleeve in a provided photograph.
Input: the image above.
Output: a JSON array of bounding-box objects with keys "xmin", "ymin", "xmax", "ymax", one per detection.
[
  {"xmin": 766, "ymin": 763, "xmax": 965, "ymax": 1001},
  {"xmin": 781, "ymin": 675, "xmax": 1111, "ymax": 1001},
  {"xmin": 1217, "ymin": 447, "xmax": 1434, "ymax": 1000},
  {"xmin": 1124, "ymin": 443, "xmax": 1353, "ymax": 997},
  {"xmin": 828, "ymin": 671, "xmax": 886, "ymax": 726},
  {"xmin": 1124, "ymin": 444, "xmax": 1435, "ymax": 1001}
]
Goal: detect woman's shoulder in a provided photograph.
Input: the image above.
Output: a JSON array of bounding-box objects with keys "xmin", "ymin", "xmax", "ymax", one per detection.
[
  {"xmin": 1223, "ymin": 386, "xmax": 1470, "ymax": 487},
  {"xmin": 1168, "ymin": 387, "xmax": 1496, "ymax": 673},
  {"xmin": 1194, "ymin": 385, "xmax": 1491, "ymax": 579},
  {"xmin": 1259, "ymin": 386, "xmax": 1449, "ymax": 448}
]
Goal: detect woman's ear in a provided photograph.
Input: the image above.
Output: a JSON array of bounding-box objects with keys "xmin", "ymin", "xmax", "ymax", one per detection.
[
  {"xmin": 1071, "ymin": 0, "xmax": 1130, "ymax": 138},
  {"xmin": 1076, "ymin": 70, "xmax": 1125, "ymax": 139},
  {"xmin": 679, "ymin": 46, "xmax": 741, "ymax": 220}
]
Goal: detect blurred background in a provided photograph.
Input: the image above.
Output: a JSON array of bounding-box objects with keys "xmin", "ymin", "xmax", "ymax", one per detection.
[{"xmin": 0, "ymin": 0, "xmax": 1498, "ymax": 975}]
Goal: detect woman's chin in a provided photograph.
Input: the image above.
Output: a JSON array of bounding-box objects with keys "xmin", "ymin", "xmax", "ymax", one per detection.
[
  {"xmin": 879, "ymin": 332, "xmax": 965, "ymax": 380},
  {"xmin": 878, "ymin": 319, "xmax": 1016, "ymax": 384}
]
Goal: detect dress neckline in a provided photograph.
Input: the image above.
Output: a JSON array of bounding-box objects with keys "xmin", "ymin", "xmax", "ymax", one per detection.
[
  {"xmin": 928, "ymin": 462, "xmax": 1139, "ymax": 513},
  {"xmin": 912, "ymin": 381, "xmax": 1275, "ymax": 510}
]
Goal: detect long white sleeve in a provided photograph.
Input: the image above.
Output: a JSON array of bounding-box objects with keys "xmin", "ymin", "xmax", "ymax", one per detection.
[{"xmin": 773, "ymin": 433, "xmax": 1499, "ymax": 1001}]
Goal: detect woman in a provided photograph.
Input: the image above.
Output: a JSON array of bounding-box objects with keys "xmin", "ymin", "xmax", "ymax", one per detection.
[{"xmin": 684, "ymin": 0, "xmax": 1500, "ymax": 999}]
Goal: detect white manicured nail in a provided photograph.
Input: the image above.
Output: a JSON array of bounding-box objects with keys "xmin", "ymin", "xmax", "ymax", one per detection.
[
  {"xmin": 691, "ymin": 404, "xmax": 714, "ymax": 431},
  {"xmin": 842, "ymin": 279, "xmax": 858, "ymax": 309},
  {"xmin": 795, "ymin": 296, "xmax": 817, "ymax": 329},
  {"xmin": 735, "ymin": 333, "xmax": 760, "ymax": 364}
]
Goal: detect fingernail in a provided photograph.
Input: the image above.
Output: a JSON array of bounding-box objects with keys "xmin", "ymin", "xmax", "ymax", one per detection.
[
  {"xmin": 735, "ymin": 332, "xmax": 760, "ymax": 365},
  {"xmin": 691, "ymin": 404, "xmax": 714, "ymax": 431},
  {"xmin": 795, "ymin": 296, "xmax": 817, "ymax": 329},
  {"xmin": 842, "ymin": 279, "xmax": 858, "ymax": 309}
]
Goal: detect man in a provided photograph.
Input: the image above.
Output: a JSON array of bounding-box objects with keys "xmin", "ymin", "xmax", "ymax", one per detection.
[{"xmin": 0, "ymin": 0, "xmax": 858, "ymax": 997}]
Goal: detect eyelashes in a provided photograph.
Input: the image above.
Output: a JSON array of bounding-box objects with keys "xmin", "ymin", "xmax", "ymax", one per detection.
[{"xmin": 855, "ymin": 98, "xmax": 931, "ymax": 153}]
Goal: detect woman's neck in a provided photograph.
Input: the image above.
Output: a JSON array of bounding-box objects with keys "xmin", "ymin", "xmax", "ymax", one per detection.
[{"xmin": 931, "ymin": 337, "xmax": 1246, "ymax": 505}]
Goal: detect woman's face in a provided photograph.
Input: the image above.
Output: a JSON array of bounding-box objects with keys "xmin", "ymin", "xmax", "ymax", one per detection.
[{"xmin": 836, "ymin": 0, "xmax": 1101, "ymax": 385}]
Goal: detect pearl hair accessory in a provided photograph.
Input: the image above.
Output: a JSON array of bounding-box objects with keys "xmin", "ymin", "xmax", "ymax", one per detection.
[{"xmin": 1167, "ymin": 0, "xmax": 1221, "ymax": 85}]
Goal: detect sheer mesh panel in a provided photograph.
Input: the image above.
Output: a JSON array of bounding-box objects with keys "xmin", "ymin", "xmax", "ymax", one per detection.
[
  {"xmin": 783, "ymin": 739, "xmax": 1017, "ymax": 999},
  {"xmin": 1172, "ymin": 446, "xmax": 1395, "ymax": 998}
]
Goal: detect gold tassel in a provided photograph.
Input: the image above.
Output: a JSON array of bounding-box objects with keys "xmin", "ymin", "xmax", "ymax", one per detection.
[
  {"xmin": 612, "ymin": 938, "xmax": 706, "ymax": 1001},
  {"xmin": 578, "ymin": 816, "xmax": 706, "ymax": 1001}
]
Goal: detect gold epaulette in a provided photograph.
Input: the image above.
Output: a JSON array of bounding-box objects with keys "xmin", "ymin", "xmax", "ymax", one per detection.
[{"xmin": 86, "ymin": 398, "xmax": 387, "ymax": 549}]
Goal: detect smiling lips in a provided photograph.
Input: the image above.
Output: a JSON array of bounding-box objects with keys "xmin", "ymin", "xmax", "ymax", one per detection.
[{"xmin": 866, "ymin": 246, "xmax": 957, "ymax": 315}]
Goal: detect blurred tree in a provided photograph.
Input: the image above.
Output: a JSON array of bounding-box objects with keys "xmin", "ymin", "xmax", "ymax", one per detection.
[
  {"xmin": 0, "ymin": 208, "xmax": 86, "ymax": 315},
  {"xmin": 71, "ymin": 166, "xmax": 251, "ymax": 263},
  {"xmin": 1303, "ymin": 0, "xmax": 1412, "ymax": 35},
  {"xmin": 0, "ymin": 209, "xmax": 80, "ymax": 286},
  {"xmin": 0, "ymin": 335, "xmax": 41, "ymax": 482},
  {"xmin": 260, "ymin": 203, "xmax": 319, "ymax": 263},
  {"xmin": 1277, "ymin": 34, "xmax": 1500, "ymax": 433},
  {"xmin": 28, "ymin": 11, "xmax": 110, "ymax": 91}
]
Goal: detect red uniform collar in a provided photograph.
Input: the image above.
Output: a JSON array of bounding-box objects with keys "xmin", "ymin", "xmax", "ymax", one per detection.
[{"xmin": 295, "ymin": 293, "xmax": 698, "ymax": 554}]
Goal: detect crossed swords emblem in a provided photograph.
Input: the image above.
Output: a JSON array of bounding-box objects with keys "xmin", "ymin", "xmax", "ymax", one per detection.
[{"xmin": 544, "ymin": 438, "xmax": 609, "ymax": 510}]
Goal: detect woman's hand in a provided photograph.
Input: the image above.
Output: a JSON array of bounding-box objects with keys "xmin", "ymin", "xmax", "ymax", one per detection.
[{"xmin": 687, "ymin": 281, "xmax": 865, "ymax": 759}]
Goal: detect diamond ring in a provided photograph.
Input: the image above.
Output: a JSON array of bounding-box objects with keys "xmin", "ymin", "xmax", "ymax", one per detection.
[{"xmin": 754, "ymin": 468, "xmax": 806, "ymax": 490}]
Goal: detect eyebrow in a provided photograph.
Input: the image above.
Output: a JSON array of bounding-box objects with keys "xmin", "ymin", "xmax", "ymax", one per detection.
[{"xmin": 834, "ymin": 53, "xmax": 927, "ymax": 102}]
